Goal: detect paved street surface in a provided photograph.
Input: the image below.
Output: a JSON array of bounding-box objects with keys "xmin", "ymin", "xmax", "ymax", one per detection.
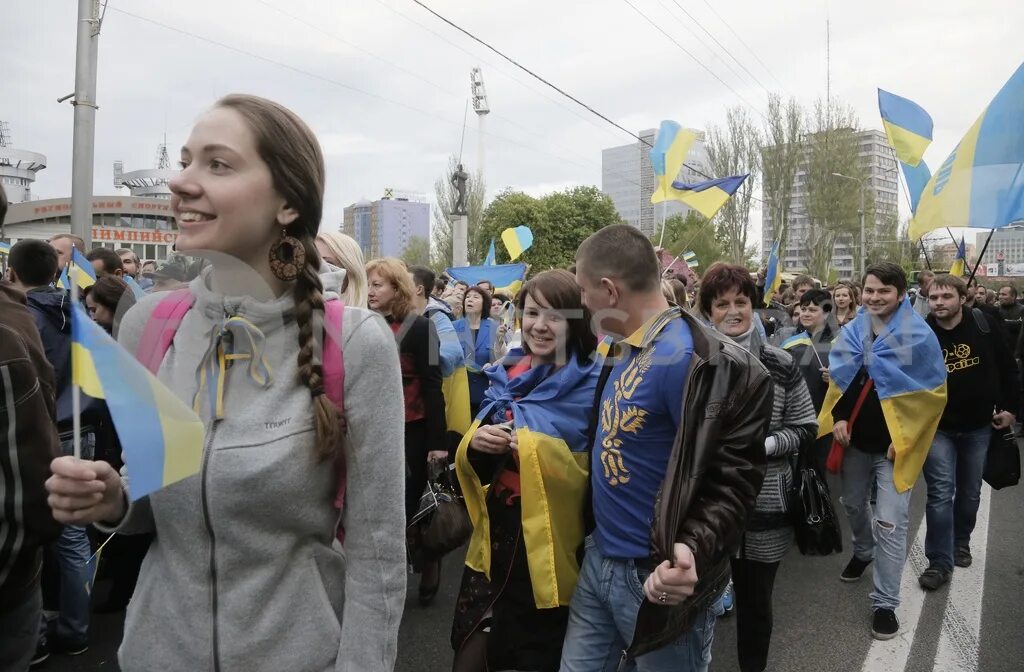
[{"xmin": 45, "ymin": 470, "xmax": 1024, "ymax": 672}]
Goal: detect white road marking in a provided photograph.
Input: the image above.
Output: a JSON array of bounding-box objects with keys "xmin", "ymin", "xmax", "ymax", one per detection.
[
  {"xmin": 860, "ymin": 514, "xmax": 929, "ymax": 672},
  {"xmin": 933, "ymin": 484, "xmax": 990, "ymax": 672}
]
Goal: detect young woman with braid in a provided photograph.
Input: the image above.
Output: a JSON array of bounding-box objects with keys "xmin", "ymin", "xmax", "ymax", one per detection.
[{"xmin": 45, "ymin": 95, "xmax": 408, "ymax": 671}]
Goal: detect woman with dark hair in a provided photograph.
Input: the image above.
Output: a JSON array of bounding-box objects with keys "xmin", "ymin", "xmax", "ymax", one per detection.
[
  {"xmin": 46, "ymin": 94, "xmax": 407, "ymax": 670},
  {"xmin": 453, "ymin": 285, "xmax": 500, "ymax": 417},
  {"xmin": 84, "ymin": 275, "xmax": 135, "ymax": 336},
  {"xmin": 699, "ymin": 262, "xmax": 818, "ymax": 672},
  {"xmin": 451, "ymin": 269, "xmax": 601, "ymax": 672}
]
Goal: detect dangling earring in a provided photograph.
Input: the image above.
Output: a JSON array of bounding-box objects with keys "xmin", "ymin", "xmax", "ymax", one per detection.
[{"xmin": 269, "ymin": 227, "xmax": 306, "ymax": 282}]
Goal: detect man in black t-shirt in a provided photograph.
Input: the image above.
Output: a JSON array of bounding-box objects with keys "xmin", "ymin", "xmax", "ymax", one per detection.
[{"xmin": 921, "ymin": 275, "xmax": 1020, "ymax": 591}]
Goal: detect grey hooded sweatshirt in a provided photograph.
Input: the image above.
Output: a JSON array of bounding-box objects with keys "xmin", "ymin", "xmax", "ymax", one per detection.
[{"xmin": 105, "ymin": 267, "xmax": 407, "ymax": 672}]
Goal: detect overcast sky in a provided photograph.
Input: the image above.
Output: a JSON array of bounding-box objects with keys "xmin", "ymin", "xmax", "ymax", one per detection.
[{"xmin": 5, "ymin": 0, "xmax": 1022, "ymax": 245}]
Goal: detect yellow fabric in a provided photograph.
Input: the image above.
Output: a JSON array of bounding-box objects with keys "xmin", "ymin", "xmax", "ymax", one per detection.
[
  {"xmin": 71, "ymin": 342, "xmax": 104, "ymax": 399},
  {"xmin": 817, "ymin": 381, "xmax": 946, "ymax": 493},
  {"xmin": 621, "ymin": 307, "xmax": 678, "ymax": 348},
  {"xmin": 455, "ymin": 422, "xmax": 590, "ymax": 608},
  {"xmin": 443, "ymin": 367, "xmax": 472, "ymax": 435}
]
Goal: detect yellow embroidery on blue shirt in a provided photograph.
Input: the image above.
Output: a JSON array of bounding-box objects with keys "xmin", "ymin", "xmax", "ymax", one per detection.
[{"xmin": 600, "ymin": 346, "xmax": 654, "ymax": 486}]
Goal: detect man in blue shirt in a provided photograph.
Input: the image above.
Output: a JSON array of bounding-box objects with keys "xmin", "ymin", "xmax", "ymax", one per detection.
[{"xmin": 562, "ymin": 226, "xmax": 772, "ymax": 672}]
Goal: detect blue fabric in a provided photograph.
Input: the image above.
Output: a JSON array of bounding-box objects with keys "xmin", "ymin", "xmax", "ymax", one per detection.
[
  {"xmin": 425, "ymin": 298, "xmax": 462, "ymax": 377},
  {"xmin": 923, "ymin": 425, "xmax": 990, "ymax": 571},
  {"xmin": 670, "ymin": 174, "xmax": 748, "ymax": 194},
  {"xmin": 559, "ymin": 535, "xmax": 715, "ymax": 672},
  {"xmin": 878, "ymin": 88, "xmax": 934, "ymax": 141},
  {"xmin": 453, "ymin": 318, "xmax": 498, "ymax": 405},
  {"xmin": 901, "ymin": 159, "xmax": 932, "ymax": 214},
  {"xmin": 446, "ymin": 264, "xmax": 526, "ymax": 288},
  {"xmin": 479, "ymin": 348, "xmax": 601, "ymax": 453},
  {"xmin": 592, "ymin": 317, "xmax": 693, "ymax": 559},
  {"xmin": 828, "ymin": 297, "xmax": 946, "ymax": 398}
]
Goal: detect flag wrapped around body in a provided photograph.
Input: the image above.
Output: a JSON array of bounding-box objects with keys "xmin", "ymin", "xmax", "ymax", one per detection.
[
  {"xmin": 910, "ymin": 61, "xmax": 1024, "ymax": 239},
  {"xmin": 71, "ymin": 303, "xmax": 203, "ymax": 501},
  {"xmin": 500, "ymin": 226, "xmax": 534, "ymax": 261},
  {"xmin": 949, "ymin": 238, "xmax": 967, "ymax": 277},
  {"xmin": 763, "ymin": 239, "xmax": 783, "ymax": 305},
  {"xmin": 649, "ymin": 121, "xmax": 698, "ymax": 203},
  {"xmin": 455, "ymin": 350, "xmax": 602, "ymax": 608},
  {"xmin": 446, "ymin": 263, "xmax": 526, "ymax": 296},
  {"xmin": 816, "ymin": 298, "xmax": 947, "ymax": 492},
  {"xmin": 666, "ymin": 174, "xmax": 749, "ymax": 220}
]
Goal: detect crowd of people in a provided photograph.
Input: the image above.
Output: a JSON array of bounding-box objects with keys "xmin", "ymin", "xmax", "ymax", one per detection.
[{"xmin": 0, "ymin": 94, "xmax": 1018, "ymax": 672}]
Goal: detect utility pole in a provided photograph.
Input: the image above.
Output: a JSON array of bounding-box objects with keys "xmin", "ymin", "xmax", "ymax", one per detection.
[{"xmin": 69, "ymin": 0, "xmax": 102, "ymax": 248}]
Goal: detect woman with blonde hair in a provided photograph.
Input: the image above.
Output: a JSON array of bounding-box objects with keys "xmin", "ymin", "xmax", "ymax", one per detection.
[
  {"xmin": 316, "ymin": 230, "xmax": 368, "ymax": 307},
  {"xmin": 832, "ymin": 280, "xmax": 860, "ymax": 327}
]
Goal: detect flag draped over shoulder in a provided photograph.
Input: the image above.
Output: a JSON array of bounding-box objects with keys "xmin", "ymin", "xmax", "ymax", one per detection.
[
  {"xmin": 763, "ymin": 239, "xmax": 782, "ymax": 305},
  {"xmin": 910, "ymin": 61, "xmax": 1024, "ymax": 239},
  {"xmin": 649, "ymin": 121, "xmax": 698, "ymax": 203},
  {"xmin": 71, "ymin": 303, "xmax": 203, "ymax": 501},
  {"xmin": 817, "ymin": 298, "xmax": 947, "ymax": 492},
  {"xmin": 455, "ymin": 350, "xmax": 602, "ymax": 608},
  {"xmin": 666, "ymin": 174, "xmax": 749, "ymax": 220}
]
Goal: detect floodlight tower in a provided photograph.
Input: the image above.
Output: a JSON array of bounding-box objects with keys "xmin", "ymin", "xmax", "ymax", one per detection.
[{"xmin": 470, "ymin": 67, "xmax": 490, "ymax": 179}]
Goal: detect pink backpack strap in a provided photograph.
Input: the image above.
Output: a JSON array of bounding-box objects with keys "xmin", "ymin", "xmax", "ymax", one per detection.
[
  {"xmin": 323, "ymin": 299, "xmax": 348, "ymax": 543},
  {"xmin": 135, "ymin": 289, "xmax": 196, "ymax": 374}
]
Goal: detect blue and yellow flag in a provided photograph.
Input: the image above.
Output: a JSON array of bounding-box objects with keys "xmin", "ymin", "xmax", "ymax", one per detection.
[
  {"xmin": 781, "ymin": 333, "xmax": 814, "ymax": 350},
  {"xmin": 649, "ymin": 121, "xmax": 698, "ymax": 203},
  {"xmin": 950, "ymin": 238, "xmax": 967, "ymax": 277},
  {"xmin": 878, "ymin": 89, "xmax": 934, "ymax": 167},
  {"xmin": 0, "ymin": 241, "xmax": 11, "ymax": 255},
  {"xmin": 902, "ymin": 159, "xmax": 932, "ymax": 215},
  {"xmin": 484, "ymin": 238, "xmax": 496, "ymax": 266},
  {"xmin": 447, "ymin": 263, "xmax": 526, "ymax": 297},
  {"xmin": 817, "ymin": 298, "xmax": 946, "ymax": 492},
  {"xmin": 910, "ymin": 61, "xmax": 1024, "ymax": 239},
  {"xmin": 455, "ymin": 350, "xmax": 602, "ymax": 608},
  {"xmin": 500, "ymin": 226, "xmax": 534, "ymax": 261},
  {"xmin": 666, "ymin": 174, "xmax": 749, "ymax": 220},
  {"xmin": 71, "ymin": 303, "xmax": 203, "ymax": 501},
  {"xmin": 764, "ymin": 239, "xmax": 783, "ymax": 305},
  {"xmin": 71, "ymin": 248, "xmax": 96, "ymax": 289}
]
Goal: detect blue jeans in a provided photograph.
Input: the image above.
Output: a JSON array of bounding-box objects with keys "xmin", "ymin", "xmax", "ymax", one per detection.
[
  {"xmin": 41, "ymin": 434, "xmax": 95, "ymax": 646},
  {"xmin": 840, "ymin": 447, "xmax": 912, "ymax": 611},
  {"xmin": 560, "ymin": 535, "xmax": 716, "ymax": 672},
  {"xmin": 922, "ymin": 426, "xmax": 990, "ymax": 571}
]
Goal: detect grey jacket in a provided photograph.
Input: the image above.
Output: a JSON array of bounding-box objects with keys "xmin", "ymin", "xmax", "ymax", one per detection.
[{"xmin": 106, "ymin": 268, "xmax": 407, "ymax": 672}]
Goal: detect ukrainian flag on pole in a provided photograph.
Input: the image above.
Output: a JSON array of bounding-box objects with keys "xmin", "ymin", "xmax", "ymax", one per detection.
[
  {"xmin": 649, "ymin": 121, "xmax": 698, "ymax": 203},
  {"xmin": 763, "ymin": 239, "xmax": 783, "ymax": 305},
  {"xmin": 817, "ymin": 298, "xmax": 946, "ymax": 492},
  {"xmin": 666, "ymin": 174, "xmax": 749, "ymax": 220},
  {"xmin": 58, "ymin": 248, "xmax": 96, "ymax": 291},
  {"xmin": 501, "ymin": 226, "xmax": 534, "ymax": 261},
  {"xmin": 949, "ymin": 238, "xmax": 968, "ymax": 277},
  {"xmin": 878, "ymin": 89, "xmax": 935, "ymax": 214},
  {"xmin": 910, "ymin": 61, "xmax": 1024, "ymax": 239},
  {"xmin": 71, "ymin": 303, "xmax": 203, "ymax": 501}
]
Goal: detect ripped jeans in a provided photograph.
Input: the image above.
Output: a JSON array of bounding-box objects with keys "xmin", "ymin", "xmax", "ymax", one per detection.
[{"xmin": 840, "ymin": 446, "xmax": 912, "ymax": 611}]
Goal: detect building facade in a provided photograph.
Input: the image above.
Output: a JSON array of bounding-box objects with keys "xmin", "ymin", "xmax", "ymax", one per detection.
[
  {"xmin": 761, "ymin": 128, "xmax": 900, "ymax": 281},
  {"xmin": 0, "ymin": 122, "xmax": 46, "ymax": 205},
  {"xmin": 342, "ymin": 195, "xmax": 430, "ymax": 259},
  {"xmin": 601, "ymin": 127, "xmax": 709, "ymax": 237}
]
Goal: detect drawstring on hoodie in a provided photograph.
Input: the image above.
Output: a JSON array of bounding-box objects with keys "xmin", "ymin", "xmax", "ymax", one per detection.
[{"xmin": 193, "ymin": 314, "xmax": 274, "ymax": 419}]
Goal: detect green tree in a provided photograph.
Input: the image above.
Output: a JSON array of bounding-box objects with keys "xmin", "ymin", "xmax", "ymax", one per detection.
[
  {"xmin": 431, "ymin": 155, "xmax": 487, "ymax": 268},
  {"xmin": 761, "ymin": 94, "xmax": 804, "ymax": 252},
  {"xmin": 475, "ymin": 186, "xmax": 622, "ymax": 272},
  {"xmin": 655, "ymin": 212, "xmax": 727, "ymax": 270},
  {"xmin": 706, "ymin": 106, "xmax": 762, "ymax": 264},
  {"xmin": 400, "ymin": 235, "xmax": 432, "ymax": 268}
]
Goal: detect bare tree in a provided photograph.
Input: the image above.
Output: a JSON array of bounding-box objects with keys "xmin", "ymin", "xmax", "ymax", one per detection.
[
  {"xmin": 803, "ymin": 99, "xmax": 867, "ymax": 281},
  {"xmin": 431, "ymin": 155, "xmax": 486, "ymax": 268},
  {"xmin": 761, "ymin": 94, "xmax": 804, "ymax": 252},
  {"xmin": 706, "ymin": 107, "xmax": 762, "ymax": 264}
]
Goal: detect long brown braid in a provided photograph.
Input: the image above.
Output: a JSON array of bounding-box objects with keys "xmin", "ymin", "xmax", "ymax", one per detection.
[{"xmin": 215, "ymin": 93, "xmax": 343, "ymax": 460}]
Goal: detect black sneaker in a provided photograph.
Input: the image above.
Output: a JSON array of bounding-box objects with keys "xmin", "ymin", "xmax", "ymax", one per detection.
[
  {"xmin": 840, "ymin": 555, "xmax": 873, "ymax": 582},
  {"xmin": 918, "ymin": 565, "xmax": 951, "ymax": 591},
  {"xmin": 50, "ymin": 638, "xmax": 88, "ymax": 656},
  {"xmin": 955, "ymin": 546, "xmax": 973, "ymax": 568},
  {"xmin": 871, "ymin": 608, "xmax": 900, "ymax": 640},
  {"xmin": 30, "ymin": 641, "xmax": 49, "ymax": 668}
]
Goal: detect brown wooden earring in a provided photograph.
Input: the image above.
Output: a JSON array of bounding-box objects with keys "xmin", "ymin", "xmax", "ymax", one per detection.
[{"xmin": 269, "ymin": 229, "xmax": 306, "ymax": 281}]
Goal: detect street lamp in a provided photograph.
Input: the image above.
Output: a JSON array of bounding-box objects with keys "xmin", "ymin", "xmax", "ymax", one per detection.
[{"xmin": 832, "ymin": 172, "xmax": 866, "ymax": 277}]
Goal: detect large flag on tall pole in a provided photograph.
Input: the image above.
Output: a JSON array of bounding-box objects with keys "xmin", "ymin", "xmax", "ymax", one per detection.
[
  {"xmin": 910, "ymin": 61, "xmax": 1024, "ymax": 239},
  {"xmin": 878, "ymin": 89, "xmax": 935, "ymax": 215}
]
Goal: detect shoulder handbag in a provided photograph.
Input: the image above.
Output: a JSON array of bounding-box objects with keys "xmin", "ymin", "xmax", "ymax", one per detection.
[
  {"xmin": 790, "ymin": 454, "xmax": 843, "ymax": 556},
  {"xmin": 411, "ymin": 462, "xmax": 473, "ymax": 557},
  {"xmin": 983, "ymin": 427, "xmax": 1021, "ymax": 490}
]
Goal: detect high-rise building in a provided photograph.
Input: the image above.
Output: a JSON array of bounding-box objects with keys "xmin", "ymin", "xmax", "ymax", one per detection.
[
  {"xmin": 342, "ymin": 193, "xmax": 430, "ymax": 259},
  {"xmin": 601, "ymin": 128, "xmax": 709, "ymax": 237},
  {"xmin": 761, "ymin": 128, "xmax": 900, "ymax": 281}
]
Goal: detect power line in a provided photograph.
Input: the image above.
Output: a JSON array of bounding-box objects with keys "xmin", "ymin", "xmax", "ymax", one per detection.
[
  {"xmin": 666, "ymin": 0, "xmax": 773, "ymax": 98},
  {"xmin": 618, "ymin": 0, "xmax": 768, "ymax": 120},
  {"xmin": 699, "ymin": 0, "xmax": 791, "ymax": 95}
]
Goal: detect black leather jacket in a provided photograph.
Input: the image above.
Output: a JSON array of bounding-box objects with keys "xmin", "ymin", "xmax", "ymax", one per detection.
[{"xmin": 614, "ymin": 311, "xmax": 774, "ymax": 660}]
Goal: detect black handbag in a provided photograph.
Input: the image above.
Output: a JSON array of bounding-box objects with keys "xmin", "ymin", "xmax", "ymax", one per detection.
[
  {"xmin": 409, "ymin": 463, "xmax": 473, "ymax": 557},
  {"xmin": 790, "ymin": 459, "xmax": 843, "ymax": 556},
  {"xmin": 983, "ymin": 428, "xmax": 1021, "ymax": 490}
]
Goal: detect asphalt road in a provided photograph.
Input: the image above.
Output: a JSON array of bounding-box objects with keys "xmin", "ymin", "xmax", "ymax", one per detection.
[{"xmin": 43, "ymin": 470, "xmax": 1024, "ymax": 672}]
